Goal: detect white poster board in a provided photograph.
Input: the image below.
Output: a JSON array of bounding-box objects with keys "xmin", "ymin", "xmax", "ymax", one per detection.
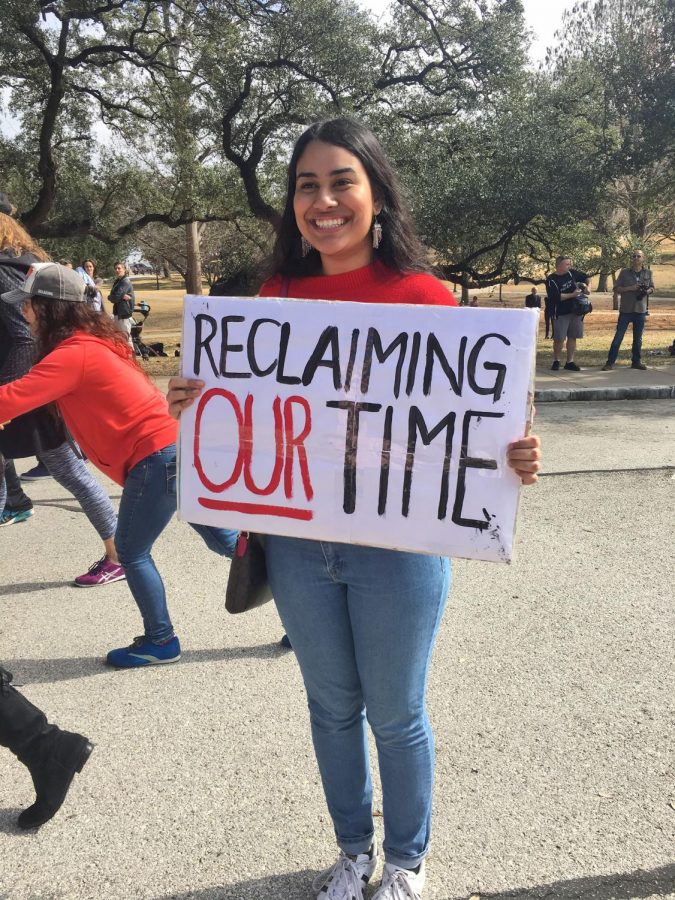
[{"xmin": 178, "ymin": 295, "xmax": 537, "ymax": 562}]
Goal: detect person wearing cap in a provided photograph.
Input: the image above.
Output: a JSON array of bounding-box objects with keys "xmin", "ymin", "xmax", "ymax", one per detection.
[
  {"xmin": 0, "ymin": 261, "xmax": 238, "ymax": 668},
  {"xmin": 0, "ymin": 212, "xmax": 125, "ymax": 586}
]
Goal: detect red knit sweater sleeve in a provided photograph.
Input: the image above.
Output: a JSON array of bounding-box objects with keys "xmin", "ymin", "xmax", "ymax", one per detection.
[{"xmin": 0, "ymin": 341, "xmax": 83, "ymax": 422}]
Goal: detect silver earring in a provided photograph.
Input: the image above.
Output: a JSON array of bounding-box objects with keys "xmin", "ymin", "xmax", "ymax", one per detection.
[
  {"xmin": 301, "ymin": 236, "xmax": 313, "ymax": 257},
  {"xmin": 372, "ymin": 218, "xmax": 383, "ymax": 250}
]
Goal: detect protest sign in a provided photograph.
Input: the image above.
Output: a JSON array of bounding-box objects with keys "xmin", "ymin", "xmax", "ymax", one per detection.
[{"xmin": 178, "ymin": 296, "xmax": 537, "ymax": 562}]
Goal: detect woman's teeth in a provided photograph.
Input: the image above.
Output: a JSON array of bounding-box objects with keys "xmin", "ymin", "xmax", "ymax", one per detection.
[{"xmin": 313, "ymin": 218, "xmax": 346, "ymax": 229}]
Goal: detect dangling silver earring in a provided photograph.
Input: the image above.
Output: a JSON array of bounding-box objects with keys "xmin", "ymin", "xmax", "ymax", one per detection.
[
  {"xmin": 301, "ymin": 236, "xmax": 313, "ymax": 257},
  {"xmin": 372, "ymin": 217, "xmax": 383, "ymax": 250}
]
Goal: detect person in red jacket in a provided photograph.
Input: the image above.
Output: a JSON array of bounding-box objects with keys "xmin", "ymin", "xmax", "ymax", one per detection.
[
  {"xmin": 168, "ymin": 119, "xmax": 541, "ymax": 900},
  {"xmin": 0, "ymin": 262, "xmax": 237, "ymax": 668}
]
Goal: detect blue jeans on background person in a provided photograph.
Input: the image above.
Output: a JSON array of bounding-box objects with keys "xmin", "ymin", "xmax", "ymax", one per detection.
[
  {"xmin": 607, "ymin": 312, "xmax": 646, "ymax": 365},
  {"xmin": 264, "ymin": 536, "xmax": 451, "ymax": 870},
  {"xmin": 114, "ymin": 444, "xmax": 238, "ymax": 643}
]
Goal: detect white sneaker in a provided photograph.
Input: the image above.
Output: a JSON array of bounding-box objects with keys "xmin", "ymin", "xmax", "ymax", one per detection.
[
  {"xmin": 312, "ymin": 842, "xmax": 378, "ymax": 900},
  {"xmin": 372, "ymin": 860, "xmax": 426, "ymax": 899}
]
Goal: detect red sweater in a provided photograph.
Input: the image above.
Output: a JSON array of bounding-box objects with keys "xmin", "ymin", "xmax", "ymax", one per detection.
[
  {"xmin": 260, "ymin": 261, "xmax": 458, "ymax": 305},
  {"xmin": 0, "ymin": 333, "xmax": 177, "ymax": 486}
]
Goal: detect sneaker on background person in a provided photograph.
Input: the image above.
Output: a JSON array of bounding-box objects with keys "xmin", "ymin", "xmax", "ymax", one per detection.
[
  {"xmin": 372, "ymin": 861, "xmax": 426, "ymax": 900},
  {"xmin": 74, "ymin": 555, "xmax": 125, "ymax": 587},
  {"xmin": 20, "ymin": 461, "xmax": 52, "ymax": 481},
  {"xmin": 106, "ymin": 635, "xmax": 181, "ymax": 668},
  {"xmin": 0, "ymin": 506, "xmax": 34, "ymax": 527}
]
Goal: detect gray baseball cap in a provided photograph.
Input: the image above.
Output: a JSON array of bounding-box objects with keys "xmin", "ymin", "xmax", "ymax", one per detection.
[
  {"xmin": 0, "ymin": 192, "xmax": 14, "ymax": 215},
  {"xmin": 1, "ymin": 261, "xmax": 86, "ymax": 306}
]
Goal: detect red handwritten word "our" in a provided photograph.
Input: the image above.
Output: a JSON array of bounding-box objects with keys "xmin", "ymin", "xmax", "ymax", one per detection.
[{"xmin": 193, "ymin": 388, "xmax": 314, "ymax": 520}]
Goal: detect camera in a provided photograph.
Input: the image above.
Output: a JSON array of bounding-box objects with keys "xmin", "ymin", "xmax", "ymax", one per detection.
[{"xmin": 636, "ymin": 287, "xmax": 649, "ymax": 302}]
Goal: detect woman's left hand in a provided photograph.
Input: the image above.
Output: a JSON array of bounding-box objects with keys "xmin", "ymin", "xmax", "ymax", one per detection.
[
  {"xmin": 0, "ymin": 420, "xmax": 9, "ymax": 430},
  {"xmin": 507, "ymin": 434, "xmax": 542, "ymax": 485}
]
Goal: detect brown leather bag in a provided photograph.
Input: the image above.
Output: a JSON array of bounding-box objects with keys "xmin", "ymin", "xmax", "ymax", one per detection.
[{"xmin": 225, "ymin": 532, "xmax": 273, "ymax": 614}]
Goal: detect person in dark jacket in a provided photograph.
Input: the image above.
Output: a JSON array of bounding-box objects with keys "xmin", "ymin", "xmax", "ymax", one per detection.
[
  {"xmin": 0, "ymin": 211, "xmax": 123, "ymax": 586},
  {"xmin": 525, "ymin": 287, "xmax": 542, "ymax": 309},
  {"xmin": 107, "ymin": 261, "xmax": 135, "ymax": 346},
  {"xmin": 0, "ymin": 666, "xmax": 92, "ymax": 829}
]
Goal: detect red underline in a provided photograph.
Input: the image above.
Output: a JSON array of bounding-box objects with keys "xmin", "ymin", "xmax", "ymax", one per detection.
[{"xmin": 198, "ymin": 498, "xmax": 314, "ymax": 520}]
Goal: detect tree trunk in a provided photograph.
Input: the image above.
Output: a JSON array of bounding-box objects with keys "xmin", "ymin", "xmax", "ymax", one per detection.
[
  {"xmin": 460, "ymin": 279, "xmax": 470, "ymax": 305},
  {"xmin": 611, "ymin": 271, "xmax": 619, "ymax": 309},
  {"xmin": 597, "ymin": 271, "xmax": 609, "ymax": 292},
  {"xmin": 185, "ymin": 222, "xmax": 203, "ymax": 294}
]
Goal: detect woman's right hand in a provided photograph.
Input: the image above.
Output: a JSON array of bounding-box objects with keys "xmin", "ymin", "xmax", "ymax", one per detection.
[{"xmin": 167, "ymin": 377, "xmax": 205, "ymax": 419}]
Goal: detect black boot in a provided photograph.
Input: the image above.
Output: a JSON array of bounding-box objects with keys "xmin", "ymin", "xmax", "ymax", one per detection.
[{"xmin": 0, "ymin": 667, "xmax": 93, "ymax": 829}]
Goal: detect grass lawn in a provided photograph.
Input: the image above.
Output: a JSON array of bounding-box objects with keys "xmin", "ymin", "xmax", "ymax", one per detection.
[{"xmin": 121, "ymin": 275, "xmax": 675, "ymax": 377}]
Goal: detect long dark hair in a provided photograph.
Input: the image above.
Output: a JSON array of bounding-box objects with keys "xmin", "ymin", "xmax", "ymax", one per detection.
[
  {"xmin": 267, "ymin": 118, "xmax": 430, "ymax": 279},
  {"xmin": 31, "ymin": 296, "xmax": 138, "ymax": 365}
]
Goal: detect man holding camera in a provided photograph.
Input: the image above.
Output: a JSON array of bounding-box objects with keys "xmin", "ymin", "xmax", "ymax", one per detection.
[
  {"xmin": 545, "ymin": 255, "xmax": 591, "ymax": 371},
  {"xmin": 602, "ymin": 250, "xmax": 654, "ymax": 370}
]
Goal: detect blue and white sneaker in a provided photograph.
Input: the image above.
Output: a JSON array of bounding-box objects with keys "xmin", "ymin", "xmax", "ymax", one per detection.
[
  {"xmin": 106, "ymin": 635, "xmax": 181, "ymax": 668},
  {"xmin": 0, "ymin": 507, "xmax": 34, "ymax": 527}
]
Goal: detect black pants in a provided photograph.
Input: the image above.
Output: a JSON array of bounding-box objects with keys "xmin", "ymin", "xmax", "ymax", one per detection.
[
  {"xmin": 0, "ymin": 667, "xmax": 53, "ymax": 761},
  {"xmin": 2, "ymin": 458, "xmax": 33, "ymax": 510},
  {"xmin": 544, "ymin": 304, "xmax": 554, "ymax": 338}
]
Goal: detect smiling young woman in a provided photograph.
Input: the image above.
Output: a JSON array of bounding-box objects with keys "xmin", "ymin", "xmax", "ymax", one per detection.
[{"xmin": 167, "ymin": 118, "xmax": 542, "ymax": 900}]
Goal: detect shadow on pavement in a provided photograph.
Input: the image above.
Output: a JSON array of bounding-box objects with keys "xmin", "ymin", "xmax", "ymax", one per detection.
[
  {"xmin": 32, "ymin": 494, "xmax": 123, "ymax": 505},
  {"xmin": 156, "ymin": 870, "xmax": 318, "ymax": 900},
  {"xmin": 4, "ymin": 643, "xmax": 289, "ymax": 684},
  {"xmin": 0, "ymin": 807, "xmax": 34, "ymax": 836},
  {"xmin": 454, "ymin": 861, "xmax": 675, "ymax": 900},
  {"xmin": 150, "ymin": 863, "xmax": 675, "ymax": 900},
  {"xmin": 0, "ymin": 581, "xmax": 72, "ymax": 596}
]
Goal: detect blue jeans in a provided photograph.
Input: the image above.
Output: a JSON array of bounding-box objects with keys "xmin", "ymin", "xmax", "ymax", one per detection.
[
  {"xmin": 264, "ymin": 537, "xmax": 451, "ymax": 869},
  {"xmin": 114, "ymin": 444, "xmax": 238, "ymax": 643},
  {"xmin": 607, "ymin": 312, "xmax": 646, "ymax": 365}
]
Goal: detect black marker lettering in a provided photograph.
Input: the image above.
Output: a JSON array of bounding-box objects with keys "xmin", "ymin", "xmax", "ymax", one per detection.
[
  {"xmin": 219, "ymin": 316, "xmax": 251, "ymax": 378},
  {"xmin": 452, "ymin": 409, "xmax": 502, "ymax": 530},
  {"xmin": 276, "ymin": 322, "xmax": 302, "ymax": 385},
  {"xmin": 360, "ymin": 328, "xmax": 408, "ymax": 398},
  {"xmin": 378, "ymin": 405, "xmax": 394, "ymax": 516},
  {"xmin": 344, "ymin": 328, "xmax": 360, "ymax": 393},
  {"xmin": 194, "ymin": 314, "xmax": 218, "ymax": 377},
  {"xmin": 247, "ymin": 318, "xmax": 281, "ymax": 377},
  {"xmin": 423, "ymin": 333, "xmax": 465, "ymax": 396},
  {"xmin": 302, "ymin": 326, "xmax": 342, "ymax": 389},
  {"xmin": 327, "ymin": 400, "xmax": 382, "ymax": 514},
  {"xmin": 405, "ymin": 331, "xmax": 421, "ymax": 395},
  {"xmin": 402, "ymin": 407, "xmax": 456, "ymax": 519},
  {"xmin": 467, "ymin": 333, "xmax": 510, "ymax": 402}
]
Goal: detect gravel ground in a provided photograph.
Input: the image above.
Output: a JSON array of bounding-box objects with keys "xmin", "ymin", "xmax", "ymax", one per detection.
[{"xmin": 1, "ymin": 400, "xmax": 673, "ymax": 900}]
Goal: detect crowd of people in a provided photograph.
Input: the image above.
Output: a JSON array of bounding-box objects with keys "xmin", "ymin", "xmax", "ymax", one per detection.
[{"xmin": 3, "ymin": 118, "xmax": 548, "ymax": 900}]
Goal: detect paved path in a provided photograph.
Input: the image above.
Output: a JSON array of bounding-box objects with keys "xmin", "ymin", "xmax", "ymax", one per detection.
[
  {"xmin": 535, "ymin": 362, "xmax": 675, "ymax": 402},
  {"xmin": 1, "ymin": 401, "xmax": 673, "ymax": 899}
]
